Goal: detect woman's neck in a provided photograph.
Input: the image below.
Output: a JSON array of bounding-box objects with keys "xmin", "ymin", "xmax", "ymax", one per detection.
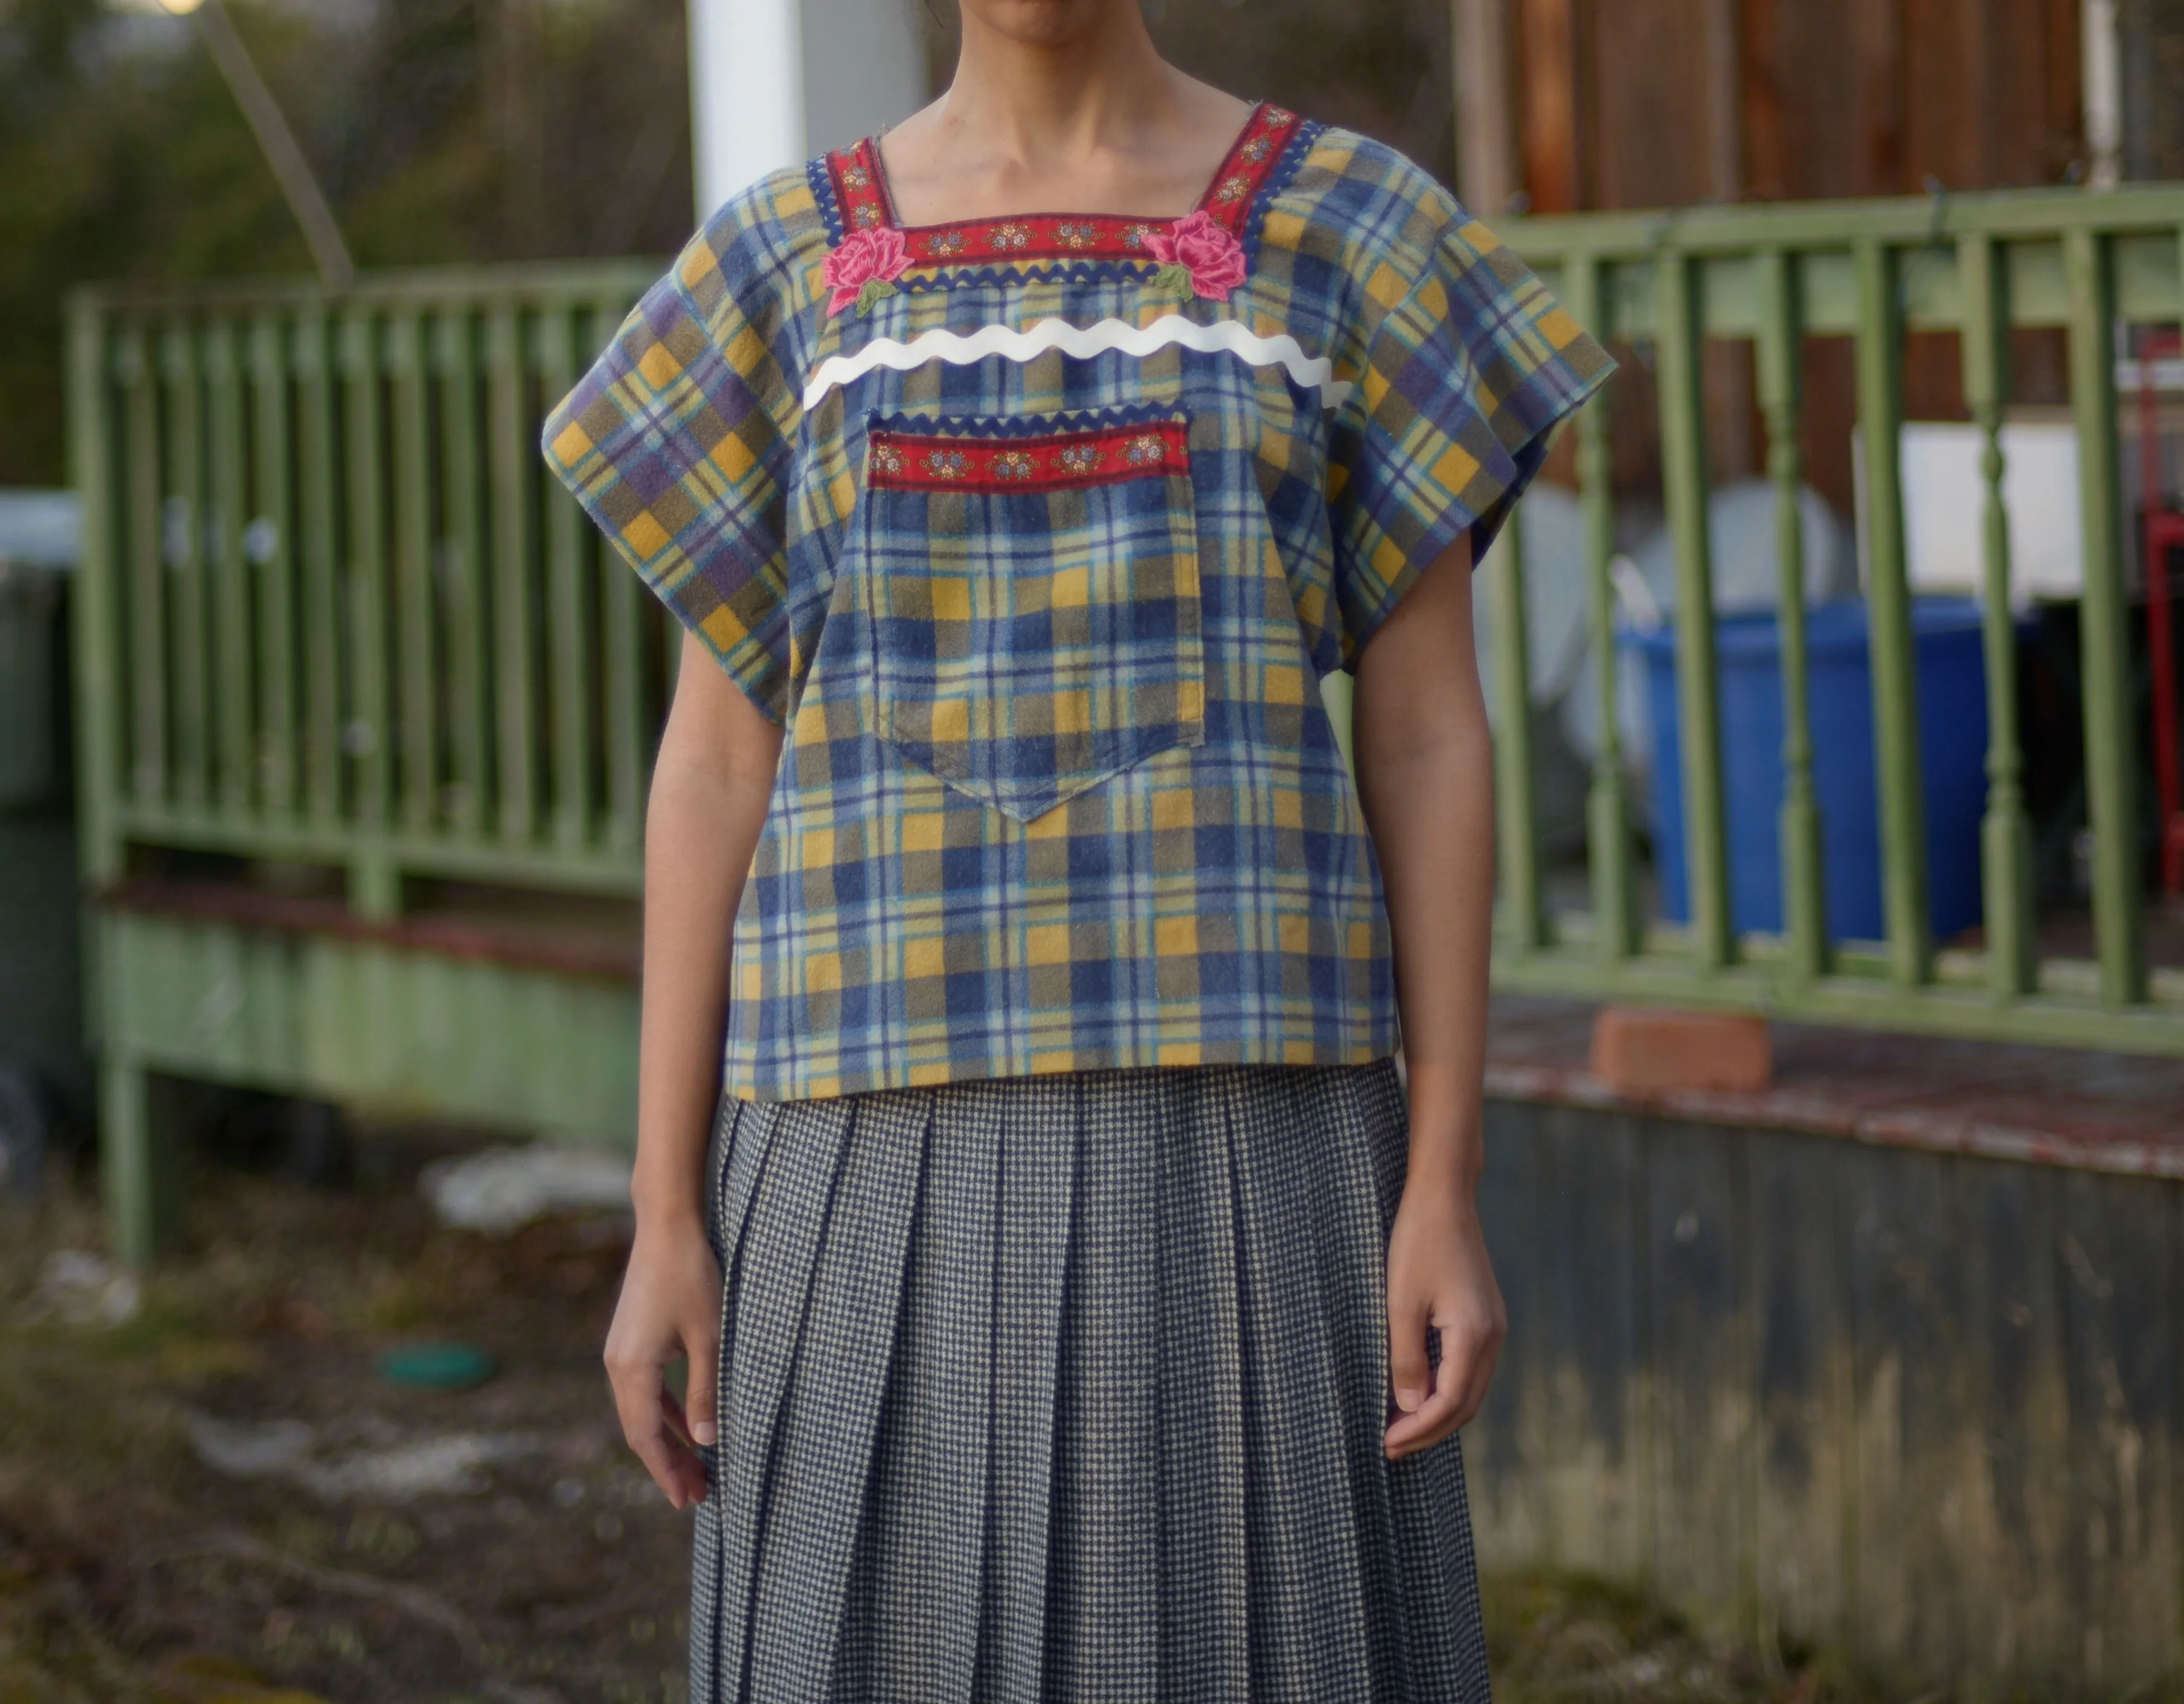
[
  {"xmin": 944, "ymin": 3, "xmax": 1173, "ymax": 151},
  {"xmin": 876, "ymin": 7, "xmax": 1252, "ymax": 227}
]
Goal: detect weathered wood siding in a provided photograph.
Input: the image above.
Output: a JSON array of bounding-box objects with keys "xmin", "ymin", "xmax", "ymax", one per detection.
[
  {"xmin": 1510, "ymin": 0, "xmax": 2085, "ymax": 211},
  {"xmin": 1472, "ymin": 1096, "xmax": 2182, "ymax": 1693}
]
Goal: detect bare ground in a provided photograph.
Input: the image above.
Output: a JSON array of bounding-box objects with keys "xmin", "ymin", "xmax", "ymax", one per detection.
[
  {"xmin": 1, "ymin": 1135, "xmax": 689, "ymax": 1704},
  {"xmin": 0, "ymin": 1133, "xmax": 2159, "ymax": 1704}
]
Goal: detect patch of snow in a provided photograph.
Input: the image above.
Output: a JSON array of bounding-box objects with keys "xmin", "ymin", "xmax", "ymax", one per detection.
[
  {"xmin": 28, "ymin": 1250, "xmax": 141, "ymax": 1326},
  {"xmin": 183, "ymin": 1411, "xmax": 542, "ymax": 1502}
]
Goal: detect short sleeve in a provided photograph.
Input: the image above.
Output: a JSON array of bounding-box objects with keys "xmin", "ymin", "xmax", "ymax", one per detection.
[
  {"xmin": 1326, "ymin": 191, "xmax": 1616, "ymax": 661},
  {"xmin": 540, "ymin": 192, "xmax": 799, "ymax": 723}
]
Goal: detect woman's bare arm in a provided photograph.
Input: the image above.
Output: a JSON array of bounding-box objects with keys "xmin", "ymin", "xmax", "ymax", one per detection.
[
  {"xmin": 604, "ymin": 627, "xmax": 784, "ymax": 1508},
  {"xmin": 628, "ymin": 630, "xmax": 784, "ymax": 1227},
  {"xmin": 1349, "ymin": 530, "xmax": 1509, "ymax": 1460}
]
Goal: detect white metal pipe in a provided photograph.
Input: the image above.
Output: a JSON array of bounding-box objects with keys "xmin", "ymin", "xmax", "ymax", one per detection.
[
  {"xmin": 2083, "ymin": 0, "xmax": 2123, "ymax": 190},
  {"xmin": 689, "ymin": 0, "xmax": 804, "ymax": 220},
  {"xmin": 688, "ymin": 0, "xmax": 927, "ymax": 222}
]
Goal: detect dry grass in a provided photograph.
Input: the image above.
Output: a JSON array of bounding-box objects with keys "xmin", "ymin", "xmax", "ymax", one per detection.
[{"xmin": 1483, "ymin": 1551, "xmax": 2184, "ymax": 1704}]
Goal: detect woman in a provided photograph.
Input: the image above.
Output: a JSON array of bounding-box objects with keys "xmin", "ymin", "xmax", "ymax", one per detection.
[{"xmin": 542, "ymin": 4, "xmax": 1613, "ymax": 1698}]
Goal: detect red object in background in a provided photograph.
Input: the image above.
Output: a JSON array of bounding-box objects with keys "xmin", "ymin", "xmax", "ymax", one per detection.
[
  {"xmin": 2140, "ymin": 329, "xmax": 2184, "ymax": 897},
  {"xmin": 1589, "ymin": 1005, "xmax": 1773, "ymax": 1094}
]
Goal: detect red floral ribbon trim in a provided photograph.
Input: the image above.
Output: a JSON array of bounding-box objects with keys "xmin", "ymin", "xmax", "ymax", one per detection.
[
  {"xmin": 823, "ymin": 102, "xmax": 1298, "ymax": 269},
  {"xmin": 865, "ymin": 419, "xmax": 1191, "ymax": 493}
]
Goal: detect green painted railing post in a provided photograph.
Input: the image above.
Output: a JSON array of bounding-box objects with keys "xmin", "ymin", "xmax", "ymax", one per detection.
[
  {"xmin": 1489, "ymin": 502, "xmax": 1549, "ymax": 952},
  {"xmin": 98, "ymin": 1048, "xmax": 172, "ymax": 1267},
  {"xmin": 205, "ymin": 318, "xmax": 254, "ymax": 818},
  {"xmin": 390, "ymin": 309, "xmax": 440, "ymax": 835},
  {"xmin": 1852, "ymin": 239, "xmax": 1932, "ymax": 984},
  {"xmin": 1957, "ymin": 231, "xmax": 2038, "ymax": 999},
  {"xmin": 295, "ymin": 305, "xmax": 343, "ymax": 826},
  {"xmin": 435, "ymin": 305, "xmax": 492, "ymax": 840},
  {"xmin": 1656, "ymin": 247, "xmax": 1734, "ymax": 968},
  {"xmin": 540, "ymin": 302, "xmax": 596, "ymax": 853},
  {"xmin": 2064, "ymin": 227, "xmax": 2148, "ymax": 1006},
  {"xmin": 592, "ymin": 296, "xmax": 649, "ymax": 856},
  {"xmin": 118, "ymin": 324, "xmax": 166, "ymax": 808},
  {"xmin": 1756, "ymin": 248, "xmax": 1829, "ymax": 981},
  {"xmin": 341, "ymin": 308, "xmax": 392, "ymax": 849},
  {"xmin": 66, "ymin": 301, "xmax": 125, "ymax": 885},
  {"xmin": 487, "ymin": 302, "xmax": 539, "ymax": 845},
  {"xmin": 250, "ymin": 311, "xmax": 299, "ymax": 821},
  {"xmin": 341, "ymin": 307, "xmax": 398, "ymax": 919},
  {"xmin": 349, "ymin": 847, "xmax": 400, "ymax": 919},
  {"xmin": 71, "ymin": 307, "xmax": 136, "ymax": 1270},
  {"xmin": 1568, "ymin": 253, "xmax": 1639, "ymax": 962},
  {"xmin": 94, "ymin": 921, "xmax": 174, "ymax": 1265},
  {"xmin": 162, "ymin": 322, "xmax": 210, "ymax": 812}
]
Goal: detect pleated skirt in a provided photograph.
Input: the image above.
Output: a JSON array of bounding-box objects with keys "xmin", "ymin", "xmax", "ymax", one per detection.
[{"xmin": 689, "ymin": 1057, "xmax": 1492, "ymax": 1703}]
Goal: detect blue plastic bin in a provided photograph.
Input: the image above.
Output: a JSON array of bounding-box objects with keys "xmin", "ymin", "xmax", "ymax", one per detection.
[{"xmin": 1621, "ymin": 596, "xmax": 1991, "ymax": 943}]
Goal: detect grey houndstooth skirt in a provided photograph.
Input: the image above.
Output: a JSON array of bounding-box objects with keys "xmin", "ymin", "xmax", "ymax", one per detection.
[{"xmin": 691, "ymin": 1057, "xmax": 1492, "ymax": 1702}]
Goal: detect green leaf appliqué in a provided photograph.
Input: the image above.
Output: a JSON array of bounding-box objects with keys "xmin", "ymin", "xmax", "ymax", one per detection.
[{"xmin": 1151, "ymin": 262, "xmax": 1195, "ymax": 299}]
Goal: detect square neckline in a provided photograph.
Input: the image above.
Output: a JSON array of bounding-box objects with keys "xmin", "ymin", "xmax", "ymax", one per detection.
[
  {"xmin": 814, "ymin": 100, "xmax": 1305, "ymax": 276},
  {"xmin": 862, "ymin": 99, "xmax": 1271, "ymax": 236}
]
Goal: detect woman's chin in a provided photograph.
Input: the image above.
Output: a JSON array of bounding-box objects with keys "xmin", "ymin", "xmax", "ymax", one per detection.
[{"xmin": 959, "ymin": 0, "xmax": 1121, "ymax": 49}]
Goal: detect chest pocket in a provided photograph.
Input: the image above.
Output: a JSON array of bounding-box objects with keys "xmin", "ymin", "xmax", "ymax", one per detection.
[{"xmin": 856, "ymin": 407, "xmax": 1206, "ymax": 822}]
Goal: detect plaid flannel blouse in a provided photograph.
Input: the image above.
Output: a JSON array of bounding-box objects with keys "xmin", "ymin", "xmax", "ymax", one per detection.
[{"xmin": 542, "ymin": 102, "xmax": 1616, "ymax": 1102}]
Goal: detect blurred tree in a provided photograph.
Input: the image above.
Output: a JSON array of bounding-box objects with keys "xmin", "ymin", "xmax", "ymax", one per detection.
[{"xmin": 0, "ymin": 0, "xmax": 692, "ymax": 486}]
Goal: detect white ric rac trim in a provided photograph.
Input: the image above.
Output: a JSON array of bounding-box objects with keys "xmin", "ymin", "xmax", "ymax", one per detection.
[{"xmin": 799, "ymin": 313, "xmax": 1355, "ymax": 413}]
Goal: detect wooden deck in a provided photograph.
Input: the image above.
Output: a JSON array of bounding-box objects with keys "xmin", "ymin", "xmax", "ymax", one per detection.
[{"xmin": 1485, "ymin": 988, "xmax": 2184, "ymax": 1179}]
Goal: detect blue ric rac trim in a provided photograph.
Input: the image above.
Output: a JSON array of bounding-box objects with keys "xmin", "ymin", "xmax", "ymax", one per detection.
[
  {"xmin": 893, "ymin": 257, "xmax": 1165, "ymax": 293},
  {"xmin": 808, "ymin": 154, "xmax": 846, "ymax": 245},
  {"xmin": 1245, "ymin": 119, "xmax": 1325, "ymax": 273},
  {"xmin": 864, "ymin": 400, "xmax": 1191, "ymax": 439}
]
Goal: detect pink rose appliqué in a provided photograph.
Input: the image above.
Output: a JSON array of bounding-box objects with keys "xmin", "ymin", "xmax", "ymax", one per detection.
[
  {"xmin": 1144, "ymin": 210, "xmax": 1247, "ymax": 301},
  {"xmin": 820, "ymin": 226, "xmax": 911, "ymax": 316}
]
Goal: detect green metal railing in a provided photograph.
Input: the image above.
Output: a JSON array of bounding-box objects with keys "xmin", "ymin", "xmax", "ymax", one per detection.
[
  {"xmin": 1495, "ymin": 183, "xmax": 2184, "ymax": 1056},
  {"xmin": 66, "ymin": 262, "xmax": 668, "ymax": 917},
  {"xmin": 64, "ymin": 183, "xmax": 2184, "ymax": 1060}
]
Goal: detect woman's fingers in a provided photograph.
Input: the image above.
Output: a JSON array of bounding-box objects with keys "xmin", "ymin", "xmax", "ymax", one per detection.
[
  {"xmin": 1383, "ymin": 1312, "xmax": 1498, "ymax": 1457},
  {"xmin": 1453, "ymin": 1318, "xmax": 1504, "ymax": 1427},
  {"xmin": 1387, "ymin": 1288, "xmax": 1434, "ymax": 1415},
  {"xmin": 602, "ymin": 1223, "xmax": 726, "ymax": 1510},
  {"xmin": 1383, "ymin": 1336, "xmax": 1462, "ymax": 1456},
  {"xmin": 1383, "ymin": 1173, "xmax": 1508, "ymax": 1461},
  {"xmin": 684, "ymin": 1324, "xmax": 720, "ymax": 1449},
  {"xmin": 607, "ymin": 1347, "xmax": 704, "ymax": 1508}
]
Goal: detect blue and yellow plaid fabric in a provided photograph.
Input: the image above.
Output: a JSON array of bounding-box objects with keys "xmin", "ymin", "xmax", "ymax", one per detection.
[
  {"xmin": 861, "ymin": 405, "xmax": 1205, "ymax": 823},
  {"xmin": 543, "ymin": 117, "xmax": 1615, "ymax": 1100}
]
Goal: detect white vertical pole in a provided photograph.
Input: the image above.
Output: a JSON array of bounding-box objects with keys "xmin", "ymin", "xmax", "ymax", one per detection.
[
  {"xmin": 689, "ymin": 0, "xmax": 804, "ymax": 220},
  {"xmin": 1452, "ymin": 0, "xmax": 1518, "ymax": 214},
  {"xmin": 2083, "ymin": 0, "xmax": 2123, "ymax": 190},
  {"xmin": 688, "ymin": 0, "xmax": 928, "ymax": 223},
  {"xmin": 1701, "ymin": 0, "xmax": 1741, "ymax": 201}
]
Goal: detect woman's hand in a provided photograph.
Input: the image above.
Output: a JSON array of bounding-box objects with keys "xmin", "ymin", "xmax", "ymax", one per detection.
[
  {"xmin": 1383, "ymin": 1157, "xmax": 1506, "ymax": 1459},
  {"xmin": 604, "ymin": 1212, "xmax": 725, "ymax": 1509}
]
